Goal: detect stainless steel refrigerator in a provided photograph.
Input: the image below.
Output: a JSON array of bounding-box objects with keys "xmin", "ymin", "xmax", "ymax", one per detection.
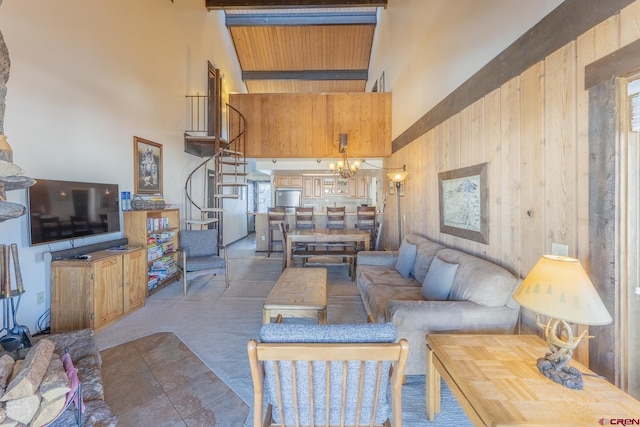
[{"xmin": 275, "ymin": 189, "xmax": 302, "ymax": 212}]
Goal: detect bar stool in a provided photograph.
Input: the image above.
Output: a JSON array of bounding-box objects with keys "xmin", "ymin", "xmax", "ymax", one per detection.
[
  {"xmin": 326, "ymin": 206, "xmax": 346, "ymax": 229},
  {"xmin": 356, "ymin": 206, "xmax": 376, "ymax": 249},
  {"xmin": 295, "ymin": 207, "xmax": 314, "ymax": 230},
  {"xmin": 267, "ymin": 207, "xmax": 286, "ymax": 257}
]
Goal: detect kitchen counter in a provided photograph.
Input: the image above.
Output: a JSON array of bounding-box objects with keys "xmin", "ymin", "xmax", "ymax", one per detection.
[{"xmin": 252, "ymin": 211, "xmax": 384, "ymax": 252}]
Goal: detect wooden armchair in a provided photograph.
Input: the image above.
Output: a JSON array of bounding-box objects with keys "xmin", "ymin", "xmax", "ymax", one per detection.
[{"xmin": 247, "ymin": 322, "xmax": 409, "ymax": 427}]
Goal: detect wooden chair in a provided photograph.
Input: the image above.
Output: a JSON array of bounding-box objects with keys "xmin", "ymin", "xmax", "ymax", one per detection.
[
  {"xmin": 326, "ymin": 206, "xmax": 346, "ymax": 229},
  {"xmin": 267, "ymin": 207, "xmax": 286, "ymax": 257},
  {"xmin": 374, "ymin": 220, "xmax": 384, "ymax": 251},
  {"xmin": 278, "ymin": 221, "xmax": 304, "ymax": 271},
  {"xmin": 356, "ymin": 206, "xmax": 376, "ymax": 249},
  {"xmin": 247, "ymin": 322, "xmax": 409, "ymax": 427},
  {"xmin": 178, "ymin": 228, "xmax": 228, "ymax": 295},
  {"xmin": 295, "ymin": 206, "xmax": 314, "ymax": 230}
]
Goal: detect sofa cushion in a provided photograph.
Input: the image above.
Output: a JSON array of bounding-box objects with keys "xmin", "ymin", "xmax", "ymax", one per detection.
[
  {"xmin": 357, "ymin": 265, "xmax": 421, "ymax": 291},
  {"xmin": 360, "ymin": 284, "xmax": 424, "ymax": 323},
  {"xmin": 437, "ymin": 248, "xmax": 518, "ymax": 307},
  {"xmin": 394, "ymin": 240, "xmax": 417, "ymax": 278},
  {"xmin": 421, "ymin": 256, "xmax": 458, "ymax": 300},
  {"xmin": 407, "ymin": 235, "xmax": 447, "ymax": 283}
]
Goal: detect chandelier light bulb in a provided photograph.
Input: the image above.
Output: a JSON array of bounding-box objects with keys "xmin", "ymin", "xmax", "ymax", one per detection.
[{"xmin": 329, "ymin": 162, "xmax": 335, "ymax": 171}]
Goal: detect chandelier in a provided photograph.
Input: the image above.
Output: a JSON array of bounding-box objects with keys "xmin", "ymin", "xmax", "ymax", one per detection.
[{"xmin": 328, "ymin": 133, "xmax": 360, "ymax": 178}]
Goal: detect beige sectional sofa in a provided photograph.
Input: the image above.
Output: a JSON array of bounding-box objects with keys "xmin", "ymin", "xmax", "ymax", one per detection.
[{"xmin": 356, "ymin": 234, "xmax": 521, "ymax": 375}]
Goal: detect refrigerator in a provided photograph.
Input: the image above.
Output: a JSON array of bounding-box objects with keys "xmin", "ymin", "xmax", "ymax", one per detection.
[{"xmin": 275, "ymin": 189, "xmax": 302, "ymax": 212}]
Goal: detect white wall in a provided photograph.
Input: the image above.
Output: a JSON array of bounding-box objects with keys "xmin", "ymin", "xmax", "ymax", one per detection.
[
  {"xmin": 370, "ymin": 0, "xmax": 564, "ymax": 139},
  {"xmin": 0, "ymin": 0, "xmax": 245, "ymax": 333}
]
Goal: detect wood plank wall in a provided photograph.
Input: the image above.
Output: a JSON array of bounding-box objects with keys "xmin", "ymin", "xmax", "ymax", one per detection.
[
  {"xmin": 385, "ymin": 1, "xmax": 640, "ymax": 270},
  {"xmin": 229, "ymin": 92, "xmax": 391, "ymax": 158},
  {"xmin": 383, "ymin": 2, "xmax": 640, "ymax": 358}
]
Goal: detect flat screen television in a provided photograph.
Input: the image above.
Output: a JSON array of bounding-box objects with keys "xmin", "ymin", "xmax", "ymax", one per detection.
[{"xmin": 27, "ymin": 179, "xmax": 121, "ymax": 246}]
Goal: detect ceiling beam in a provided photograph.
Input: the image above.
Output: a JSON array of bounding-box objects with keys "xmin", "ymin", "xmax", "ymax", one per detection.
[
  {"xmin": 226, "ymin": 11, "xmax": 376, "ymax": 26},
  {"xmin": 242, "ymin": 70, "xmax": 368, "ymax": 81},
  {"xmin": 207, "ymin": 0, "xmax": 387, "ymax": 9}
]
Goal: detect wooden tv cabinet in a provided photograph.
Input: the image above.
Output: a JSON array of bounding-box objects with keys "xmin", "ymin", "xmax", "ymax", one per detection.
[{"xmin": 50, "ymin": 247, "xmax": 146, "ymax": 332}]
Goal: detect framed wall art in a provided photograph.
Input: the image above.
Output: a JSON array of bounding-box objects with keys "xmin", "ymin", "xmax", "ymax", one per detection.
[
  {"xmin": 438, "ymin": 162, "xmax": 489, "ymax": 244},
  {"xmin": 134, "ymin": 136, "xmax": 163, "ymax": 195}
]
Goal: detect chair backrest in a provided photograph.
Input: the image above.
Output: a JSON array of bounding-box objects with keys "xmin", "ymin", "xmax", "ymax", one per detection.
[
  {"xmin": 268, "ymin": 207, "xmax": 286, "ymax": 223},
  {"xmin": 180, "ymin": 228, "xmax": 219, "ymax": 257},
  {"xmin": 374, "ymin": 220, "xmax": 383, "ymax": 251},
  {"xmin": 278, "ymin": 221, "xmax": 287, "ymax": 271},
  {"xmin": 248, "ymin": 322, "xmax": 408, "ymax": 427},
  {"xmin": 326, "ymin": 206, "xmax": 346, "ymax": 229},
  {"xmin": 295, "ymin": 206, "xmax": 314, "ymax": 230},
  {"xmin": 356, "ymin": 206, "xmax": 376, "ymax": 233}
]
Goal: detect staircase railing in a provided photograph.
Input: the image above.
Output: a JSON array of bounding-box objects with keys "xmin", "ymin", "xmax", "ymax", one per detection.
[{"xmin": 183, "ymin": 99, "xmax": 247, "ymax": 237}]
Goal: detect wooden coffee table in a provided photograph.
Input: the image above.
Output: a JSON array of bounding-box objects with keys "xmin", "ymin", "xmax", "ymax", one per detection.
[
  {"xmin": 426, "ymin": 334, "xmax": 640, "ymax": 426},
  {"xmin": 263, "ymin": 268, "xmax": 327, "ymax": 324}
]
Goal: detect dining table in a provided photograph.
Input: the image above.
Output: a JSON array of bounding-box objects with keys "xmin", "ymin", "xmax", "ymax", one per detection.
[{"xmin": 285, "ymin": 228, "xmax": 371, "ymax": 268}]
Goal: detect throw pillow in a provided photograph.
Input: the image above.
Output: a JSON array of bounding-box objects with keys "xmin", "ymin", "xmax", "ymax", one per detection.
[
  {"xmin": 394, "ymin": 240, "xmax": 417, "ymax": 278},
  {"xmin": 421, "ymin": 256, "xmax": 459, "ymax": 300}
]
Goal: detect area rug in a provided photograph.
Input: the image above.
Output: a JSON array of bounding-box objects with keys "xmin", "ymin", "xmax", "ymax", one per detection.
[{"xmin": 97, "ymin": 252, "xmax": 472, "ymax": 426}]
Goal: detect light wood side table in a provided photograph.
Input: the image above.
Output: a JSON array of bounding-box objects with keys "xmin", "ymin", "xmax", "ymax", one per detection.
[{"xmin": 426, "ymin": 334, "xmax": 640, "ymax": 426}]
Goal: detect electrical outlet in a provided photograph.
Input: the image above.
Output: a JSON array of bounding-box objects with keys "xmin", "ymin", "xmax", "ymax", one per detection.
[
  {"xmin": 37, "ymin": 291, "xmax": 45, "ymax": 305},
  {"xmin": 551, "ymin": 243, "xmax": 569, "ymax": 257}
]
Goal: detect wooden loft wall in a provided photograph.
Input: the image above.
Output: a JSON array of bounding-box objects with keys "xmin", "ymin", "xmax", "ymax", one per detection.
[{"xmin": 229, "ymin": 92, "xmax": 391, "ymax": 158}]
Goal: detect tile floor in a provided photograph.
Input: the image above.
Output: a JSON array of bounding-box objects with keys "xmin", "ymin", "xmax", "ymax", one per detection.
[{"xmin": 101, "ymin": 332, "xmax": 249, "ymax": 426}]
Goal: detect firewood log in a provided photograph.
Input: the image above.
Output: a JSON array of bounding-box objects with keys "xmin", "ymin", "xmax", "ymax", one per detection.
[
  {"xmin": 30, "ymin": 394, "xmax": 65, "ymax": 427},
  {"xmin": 38, "ymin": 355, "xmax": 70, "ymax": 401},
  {"xmin": 0, "ymin": 355, "xmax": 14, "ymax": 394},
  {"xmin": 5, "ymin": 393, "xmax": 40, "ymax": 424},
  {"xmin": 0, "ymin": 416, "xmax": 17, "ymax": 427},
  {"xmin": 0, "ymin": 339, "xmax": 53, "ymax": 401}
]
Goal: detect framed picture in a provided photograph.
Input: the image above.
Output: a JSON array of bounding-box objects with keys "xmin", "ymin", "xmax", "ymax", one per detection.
[
  {"xmin": 134, "ymin": 136, "xmax": 163, "ymax": 194},
  {"xmin": 388, "ymin": 179, "xmax": 395, "ymax": 195},
  {"xmin": 438, "ymin": 162, "xmax": 489, "ymax": 244}
]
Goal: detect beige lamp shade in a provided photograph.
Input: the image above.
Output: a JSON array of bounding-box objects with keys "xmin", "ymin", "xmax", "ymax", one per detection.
[
  {"xmin": 387, "ymin": 171, "xmax": 409, "ymax": 183},
  {"xmin": 513, "ymin": 255, "xmax": 612, "ymax": 325}
]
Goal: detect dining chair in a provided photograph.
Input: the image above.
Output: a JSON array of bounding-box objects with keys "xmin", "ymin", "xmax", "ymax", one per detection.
[
  {"xmin": 267, "ymin": 207, "xmax": 286, "ymax": 257},
  {"xmin": 374, "ymin": 220, "xmax": 384, "ymax": 251},
  {"xmin": 278, "ymin": 221, "xmax": 304, "ymax": 270},
  {"xmin": 247, "ymin": 322, "xmax": 409, "ymax": 427}
]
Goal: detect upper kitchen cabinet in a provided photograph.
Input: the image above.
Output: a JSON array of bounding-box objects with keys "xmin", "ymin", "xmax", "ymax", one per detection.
[
  {"xmin": 274, "ymin": 175, "xmax": 303, "ymax": 188},
  {"xmin": 229, "ymin": 93, "xmax": 391, "ymax": 159}
]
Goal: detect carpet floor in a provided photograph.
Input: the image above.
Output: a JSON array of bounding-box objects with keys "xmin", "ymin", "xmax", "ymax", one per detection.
[{"xmin": 97, "ymin": 235, "xmax": 472, "ymax": 426}]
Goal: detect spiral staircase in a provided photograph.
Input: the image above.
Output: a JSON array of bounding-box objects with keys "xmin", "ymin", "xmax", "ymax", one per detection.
[{"xmin": 183, "ymin": 63, "xmax": 247, "ymax": 246}]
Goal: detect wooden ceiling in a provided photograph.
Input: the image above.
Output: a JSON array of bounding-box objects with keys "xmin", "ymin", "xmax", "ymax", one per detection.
[{"xmin": 206, "ymin": 0, "xmax": 388, "ymax": 93}]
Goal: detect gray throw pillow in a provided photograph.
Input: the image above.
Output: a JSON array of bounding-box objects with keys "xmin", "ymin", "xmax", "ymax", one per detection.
[
  {"xmin": 421, "ymin": 256, "xmax": 459, "ymax": 300},
  {"xmin": 394, "ymin": 240, "xmax": 417, "ymax": 278}
]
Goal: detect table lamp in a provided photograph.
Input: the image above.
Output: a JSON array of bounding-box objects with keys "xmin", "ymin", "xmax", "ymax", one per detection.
[{"xmin": 513, "ymin": 255, "xmax": 612, "ymax": 389}]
